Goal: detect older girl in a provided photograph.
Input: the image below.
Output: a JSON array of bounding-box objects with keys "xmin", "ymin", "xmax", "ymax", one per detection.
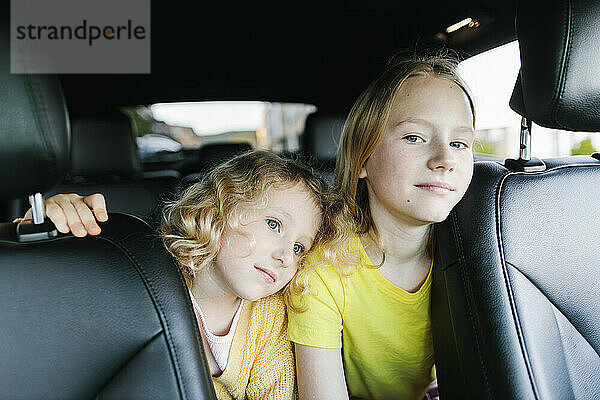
[
  {"xmin": 288, "ymin": 55, "xmax": 476, "ymax": 399},
  {"xmin": 36, "ymin": 150, "xmax": 354, "ymax": 399}
]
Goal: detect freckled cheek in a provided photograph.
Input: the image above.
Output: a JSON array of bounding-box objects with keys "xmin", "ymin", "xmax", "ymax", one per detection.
[
  {"xmin": 453, "ymin": 177, "xmax": 473, "ymax": 203},
  {"xmin": 458, "ymin": 153, "xmax": 474, "ymax": 169},
  {"xmin": 370, "ymin": 150, "xmax": 412, "ymax": 180},
  {"xmin": 458, "ymin": 165, "xmax": 474, "ymax": 191}
]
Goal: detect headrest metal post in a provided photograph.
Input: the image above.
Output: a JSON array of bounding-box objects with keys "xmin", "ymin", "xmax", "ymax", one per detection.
[
  {"xmin": 519, "ymin": 116, "xmax": 532, "ymax": 161},
  {"xmin": 17, "ymin": 192, "xmax": 56, "ymax": 242},
  {"xmin": 504, "ymin": 116, "xmax": 545, "ymax": 172},
  {"xmin": 29, "ymin": 193, "xmax": 45, "ymax": 225}
]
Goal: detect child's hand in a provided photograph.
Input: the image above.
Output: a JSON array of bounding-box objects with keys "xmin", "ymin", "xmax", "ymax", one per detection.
[{"xmin": 24, "ymin": 193, "xmax": 108, "ymax": 237}]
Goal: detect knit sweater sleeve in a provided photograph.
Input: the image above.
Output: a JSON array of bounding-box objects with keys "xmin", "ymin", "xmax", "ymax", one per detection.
[{"xmin": 245, "ymin": 294, "xmax": 297, "ymax": 400}]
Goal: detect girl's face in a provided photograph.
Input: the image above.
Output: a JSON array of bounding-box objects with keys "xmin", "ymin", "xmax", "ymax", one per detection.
[
  {"xmin": 212, "ymin": 182, "xmax": 321, "ymax": 301},
  {"xmin": 360, "ymin": 74, "xmax": 475, "ymax": 226}
]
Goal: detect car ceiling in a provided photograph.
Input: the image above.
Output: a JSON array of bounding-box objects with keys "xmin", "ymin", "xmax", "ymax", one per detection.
[{"xmin": 57, "ymin": 0, "xmax": 517, "ymax": 116}]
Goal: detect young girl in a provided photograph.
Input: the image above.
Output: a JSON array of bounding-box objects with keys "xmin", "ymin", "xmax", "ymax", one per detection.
[
  {"xmin": 37, "ymin": 150, "xmax": 354, "ymax": 399},
  {"xmin": 288, "ymin": 55, "xmax": 476, "ymax": 399}
]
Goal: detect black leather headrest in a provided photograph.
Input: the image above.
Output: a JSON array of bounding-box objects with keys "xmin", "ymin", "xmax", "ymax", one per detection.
[
  {"xmin": 0, "ymin": 33, "xmax": 70, "ymax": 201},
  {"xmin": 69, "ymin": 114, "xmax": 140, "ymax": 180},
  {"xmin": 510, "ymin": 0, "xmax": 600, "ymax": 131},
  {"xmin": 196, "ymin": 142, "xmax": 252, "ymax": 170},
  {"xmin": 302, "ymin": 113, "xmax": 345, "ymax": 161}
]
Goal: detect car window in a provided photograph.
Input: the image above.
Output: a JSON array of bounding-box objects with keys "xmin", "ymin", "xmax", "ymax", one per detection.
[
  {"xmin": 458, "ymin": 40, "xmax": 600, "ymax": 158},
  {"xmin": 123, "ymin": 102, "xmax": 316, "ymax": 160}
]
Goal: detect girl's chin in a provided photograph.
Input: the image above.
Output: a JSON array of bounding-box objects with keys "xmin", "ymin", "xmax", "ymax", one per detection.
[
  {"xmin": 236, "ymin": 289, "xmax": 279, "ymax": 302},
  {"xmin": 411, "ymin": 211, "xmax": 453, "ymax": 225}
]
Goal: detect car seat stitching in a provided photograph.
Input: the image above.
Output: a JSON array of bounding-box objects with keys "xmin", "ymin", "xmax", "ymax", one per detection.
[
  {"xmin": 505, "ymin": 260, "xmax": 600, "ymax": 359},
  {"xmin": 451, "ymin": 210, "xmax": 494, "ymax": 399},
  {"xmin": 94, "ymin": 330, "xmax": 164, "ymax": 398},
  {"xmin": 550, "ymin": 304, "xmax": 585, "ymax": 399},
  {"xmin": 507, "ymin": 260, "xmax": 592, "ymax": 399},
  {"xmin": 91, "ymin": 233, "xmax": 190, "ymax": 400},
  {"xmin": 4, "ymin": 228, "xmax": 195, "ymax": 398},
  {"xmin": 497, "ymin": 173, "xmax": 540, "ymax": 399},
  {"xmin": 509, "ymin": 161, "xmax": 600, "ymax": 178},
  {"xmin": 121, "ymin": 243, "xmax": 191, "ymax": 400},
  {"xmin": 159, "ymin": 230, "xmax": 208, "ymax": 381},
  {"xmin": 552, "ymin": 0, "xmax": 573, "ymax": 129}
]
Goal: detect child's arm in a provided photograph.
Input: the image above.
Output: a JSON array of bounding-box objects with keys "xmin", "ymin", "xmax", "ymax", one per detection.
[
  {"xmin": 23, "ymin": 193, "xmax": 107, "ymax": 237},
  {"xmin": 287, "ymin": 267, "xmax": 350, "ymax": 399},
  {"xmin": 295, "ymin": 343, "xmax": 350, "ymax": 400}
]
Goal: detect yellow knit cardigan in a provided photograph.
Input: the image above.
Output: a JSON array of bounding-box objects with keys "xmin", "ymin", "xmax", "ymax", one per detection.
[{"xmin": 211, "ymin": 293, "xmax": 297, "ymax": 399}]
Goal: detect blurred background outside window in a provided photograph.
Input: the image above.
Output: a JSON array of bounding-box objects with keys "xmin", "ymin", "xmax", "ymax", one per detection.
[
  {"xmin": 124, "ymin": 101, "xmax": 316, "ymax": 162},
  {"xmin": 458, "ymin": 40, "xmax": 599, "ymax": 158}
]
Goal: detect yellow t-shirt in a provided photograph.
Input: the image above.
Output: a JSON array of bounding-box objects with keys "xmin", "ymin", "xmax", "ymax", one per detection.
[{"xmin": 287, "ymin": 236, "xmax": 434, "ymax": 400}]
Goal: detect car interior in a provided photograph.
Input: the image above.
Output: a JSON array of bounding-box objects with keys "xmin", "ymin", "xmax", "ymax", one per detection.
[
  {"xmin": 432, "ymin": 1, "xmax": 600, "ymax": 398},
  {"xmin": 1, "ymin": 0, "xmax": 599, "ymax": 399}
]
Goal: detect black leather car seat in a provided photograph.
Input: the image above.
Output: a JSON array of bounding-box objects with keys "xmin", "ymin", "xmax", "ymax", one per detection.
[
  {"xmin": 301, "ymin": 113, "xmax": 346, "ymax": 185},
  {"xmin": 179, "ymin": 142, "xmax": 252, "ymax": 186},
  {"xmin": 0, "ymin": 33, "xmax": 215, "ymax": 399},
  {"xmin": 431, "ymin": 1, "xmax": 600, "ymax": 399},
  {"xmin": 44, "ymin": 114, "xmax": 180, "ymax": 228}
]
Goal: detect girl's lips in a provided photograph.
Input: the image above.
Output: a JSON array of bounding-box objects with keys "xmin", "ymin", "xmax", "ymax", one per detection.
[
  {"xmin": 254, "ymin": 266, "xmax": 277, "ymax": 284},
  {"xmin": 414, "ymin": 183, "xmax": 455, "ymax": 193}
]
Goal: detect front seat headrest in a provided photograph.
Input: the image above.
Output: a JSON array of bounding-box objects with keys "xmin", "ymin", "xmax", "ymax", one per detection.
[
  {"xmin": 510, "ymin": 0, "xmax": 600, "ymax": 131},
  {"xmin": 302, "ymin": 113, "xmax": 345, "ymax": 161},
  {"xmin": 69, "ymin": 114, "xmax": 141, "ymax": 180},
  {"xmin": 0, "ymin": 34, "xmax": 70, "ymax": 201},
  {"xmin": 196, "ymin": 142, "xmax": 252, "ymax": 170}
]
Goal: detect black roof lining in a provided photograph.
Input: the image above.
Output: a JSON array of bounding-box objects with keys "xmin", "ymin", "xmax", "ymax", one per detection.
[{"xmin": 58, "ymin": 1, "xmax": 517, "ymax": 116}]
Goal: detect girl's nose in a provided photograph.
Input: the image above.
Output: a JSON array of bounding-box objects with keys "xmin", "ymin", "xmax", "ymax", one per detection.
[
  {"xmin": 272, "ymin": 245, "xmax": 293, "ymax": 268},
  {"xmin": 427, "ymin": 143, "xmax": 456, "ymax": 172}
]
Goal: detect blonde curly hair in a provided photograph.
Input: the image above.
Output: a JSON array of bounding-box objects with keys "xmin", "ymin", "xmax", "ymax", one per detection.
[{"xmin": 159, "ymin": 150, "xmax": 355, "ymax": 310}]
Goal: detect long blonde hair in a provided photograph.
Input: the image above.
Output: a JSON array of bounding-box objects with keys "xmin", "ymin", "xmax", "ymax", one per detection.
[
  {"xmin": 159, "ymin": 150, "xmax": 355, "ymax": 310},
  {"xmin": 335, "ymin": 54, "xmax": 476, "ymax": 241}
]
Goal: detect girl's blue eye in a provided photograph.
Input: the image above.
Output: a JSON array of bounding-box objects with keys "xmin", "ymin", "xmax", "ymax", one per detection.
[
  {"xmin": 450, "ymin": 141, "xmax": 469, "ymax": 149},
  {"xmin": 266, "ymin": 219, "xmax": 280, "ymax": 231},
  {"xmin": 404, "ymin": 135, "xmax": 425, "ymax": 143},
  {"xmin": 293, "ymin": 243, "xmax": 304, "ymax": 255}
]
